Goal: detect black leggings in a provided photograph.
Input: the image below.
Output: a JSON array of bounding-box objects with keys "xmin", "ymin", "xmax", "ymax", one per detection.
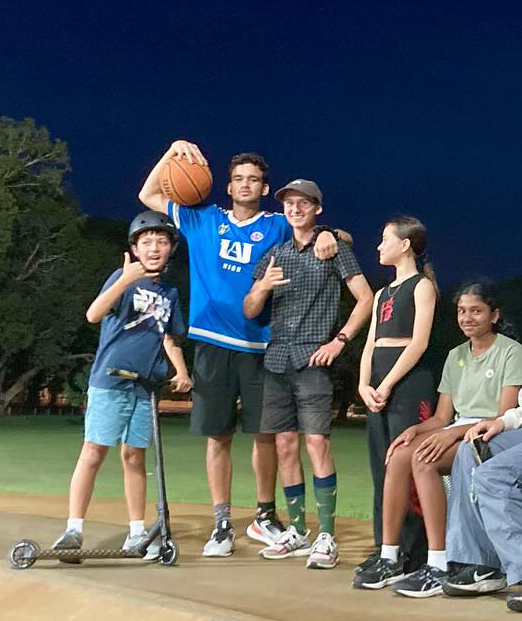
[{"xmin": 366, "ymin": 347, "xmax": 435, "ymax": 572}]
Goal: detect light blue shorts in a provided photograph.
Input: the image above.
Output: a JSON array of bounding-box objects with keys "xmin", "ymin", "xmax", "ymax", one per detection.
[{"xmin": 84, "ymin": 387, "xmax": 152, "ymax": 448}]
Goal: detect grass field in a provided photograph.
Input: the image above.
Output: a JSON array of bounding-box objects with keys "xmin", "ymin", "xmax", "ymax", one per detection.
[{"xmin": 0, "ymin": 415, "xmax": 373, "ymax": 519}]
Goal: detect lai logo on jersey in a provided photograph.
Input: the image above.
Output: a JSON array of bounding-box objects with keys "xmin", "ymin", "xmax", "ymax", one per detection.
[{"xmin": 219, "ymin": 239, "xmax": 253, "ymax": 273}]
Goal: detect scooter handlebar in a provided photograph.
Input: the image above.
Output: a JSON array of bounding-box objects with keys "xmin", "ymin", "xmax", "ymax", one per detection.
[{"xmin": 106, "ymin": 368, "xmax": 139, "ymax": 381}]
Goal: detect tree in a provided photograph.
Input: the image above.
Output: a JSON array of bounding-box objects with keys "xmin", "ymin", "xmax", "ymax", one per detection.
[{"xmin": 0, "ymin": 117, "xmax": 93, "ymax": 414}]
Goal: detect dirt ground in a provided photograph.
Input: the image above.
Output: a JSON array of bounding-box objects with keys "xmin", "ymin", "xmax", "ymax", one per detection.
[{"xmin": 0, "ymin": 492, "xmax": 515, "ymax": 621}]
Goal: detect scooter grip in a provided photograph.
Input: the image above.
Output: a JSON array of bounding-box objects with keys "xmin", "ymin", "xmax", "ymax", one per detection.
[{"xmin": 106, "ymin": 368, "xmax": 139, "ymax": 381}]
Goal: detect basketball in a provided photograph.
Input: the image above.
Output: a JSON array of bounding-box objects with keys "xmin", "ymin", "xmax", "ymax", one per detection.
[{"xmin": 159, "ymin": 156, "xmax": 213, "ymax": 205}]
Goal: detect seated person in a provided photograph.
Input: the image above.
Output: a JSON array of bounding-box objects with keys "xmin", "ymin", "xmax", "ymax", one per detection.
[
  {"xmin": 443, "ymin": 388, "xmax": 522, "ymax": 614},
  {"xmin": 353, "ymin": 280, "xmax": 522, "ymax": 597}
]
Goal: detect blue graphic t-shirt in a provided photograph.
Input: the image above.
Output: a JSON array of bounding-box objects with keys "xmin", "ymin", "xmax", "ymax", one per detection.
[
  {"xmin": 89, "ymin": 268, "xmax": 185, "ymax": 397},
  {"xmin": 168, "ymin": 201, "xmax": 291, "ymax": 353}
]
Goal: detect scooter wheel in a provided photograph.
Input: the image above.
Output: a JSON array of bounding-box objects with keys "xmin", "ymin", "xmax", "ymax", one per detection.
[
  {"xmin": 159, "ymin": 539, "xmax": 179, "ymax": 566},
  {"xmin": 9, "ymin": 539, "xmax": 41, "ymax": 569}
]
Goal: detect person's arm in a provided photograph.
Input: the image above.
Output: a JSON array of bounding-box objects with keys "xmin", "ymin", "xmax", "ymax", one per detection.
[
  {"xmin": 243, "ymin": 255, "xmax": 290, "ymax": 319},
  {"xmin": 308, "ymin": 273, "xmax": 373, "ymax": 366},
  {"xmin": 466, "ymin": 386, "xmax": 522, "ymax": 441},
  {"xmin": 86, "ymin": 253, "xmax": 158, "ymax": 324},
  {"xmin": 138, "ymin": 140, "xmax": 207, "ymax": 213},
  {"xmin": 358, "ymin": 293, "xmax": 384, "ymax": 412},
  {"xmin": 375, "ymin": 278, "xmax": 436, "ymax": 402},
  {"xmin": 163, "ymin": 334, "xmax": 193, "ymax": 392}
]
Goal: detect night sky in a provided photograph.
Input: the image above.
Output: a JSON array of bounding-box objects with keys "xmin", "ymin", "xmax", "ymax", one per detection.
[{"xmin": 3, "ymin": 0, "xmax": 521, "ymax": 285}]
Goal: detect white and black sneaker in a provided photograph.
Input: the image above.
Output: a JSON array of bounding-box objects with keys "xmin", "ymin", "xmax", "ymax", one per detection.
[
  {"xmin": 246, "ymin": 511, "xmax": 285, "ymax": 545},
  {"xmin": 507, "ymin": 591, "xmax": 522, "ymax": 612},
  {"xmin": 202, "ymin": 519, "xmax": 235, "ymax": 557},
  {"xmin": 442, "ymin": 564, "xmax": 507, "ymax": 596},
  {"xmin": 352, "ymin": 557, "xmax": 405, "ymax": 589},
  {"xmin": 393, "ymin": 564, "xmax": 447, "ymax": 598}
]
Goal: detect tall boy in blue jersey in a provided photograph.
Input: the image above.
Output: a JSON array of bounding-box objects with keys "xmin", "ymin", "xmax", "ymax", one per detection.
[
  {"xmin": 52, "ymin": 211, "xmax": 192, "ymax": 558},
  {"xmin": 139, "ymin": 140, "xmax": 340, "ymax": 556}
]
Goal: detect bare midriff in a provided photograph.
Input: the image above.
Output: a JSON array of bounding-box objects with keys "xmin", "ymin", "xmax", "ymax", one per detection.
[{"xmin": 374, "ymin": 337, "xmax": 412, "ymax": 347}]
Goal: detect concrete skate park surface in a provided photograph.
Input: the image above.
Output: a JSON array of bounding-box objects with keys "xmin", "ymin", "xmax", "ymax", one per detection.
[{"xmin": 0, "ymin": 493, "xmax": 512, "ymax": 621}]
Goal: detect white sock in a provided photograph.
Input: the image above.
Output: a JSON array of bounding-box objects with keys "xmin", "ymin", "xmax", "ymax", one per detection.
[
  {"xmin": 67, "ymin": 518, "xmax": 84, "ymax": 533},
  {"xmin": 129, "ymin": 520, "xmax": 145, "ymax": 537},
  {"xmin": 380, "ymin": 544, "xmax": 399, "ymax": 562},
  {"xmin": 427, "ymin": 549, "xmax": 447, "ymax": 571}
]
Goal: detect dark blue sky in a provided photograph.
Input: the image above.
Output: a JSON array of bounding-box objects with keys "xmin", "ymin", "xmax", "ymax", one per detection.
[{"xmin": 3, "ymin": 0, "xmax": 520, "ymax": 284}]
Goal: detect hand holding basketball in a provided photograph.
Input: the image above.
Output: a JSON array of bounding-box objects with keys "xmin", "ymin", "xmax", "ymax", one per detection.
[
  {"xmin": 168, "ymin": 140, "xmax": 207, "ymax": 166},
  {"xmin": 160, "ymin": 141, "xmax": 213, "ymax": 205}
]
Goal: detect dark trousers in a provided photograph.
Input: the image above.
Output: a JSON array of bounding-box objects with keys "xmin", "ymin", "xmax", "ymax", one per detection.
[{"xmin": 366, "ymin": 347, "xmax": 435, "ymax": 572}]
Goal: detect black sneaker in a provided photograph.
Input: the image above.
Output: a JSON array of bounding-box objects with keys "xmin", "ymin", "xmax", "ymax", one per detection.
[
  {"xmin": 442, "ymin": 564, "xmax": 507, "ymax": 596},
  {"xmin": 507, "ymin": 591, "xmax": 522, "ymax": 612},
  {"xmin": 353, "ymin": 557, "xmax": 405, "ymax": 589},
  {"xmin": 393, "ymin": 564, "xmax": 447, "ymax": 598},
  {"xmin": 354, "ymin": 550, "xmax": 380, "ymax": 574}
]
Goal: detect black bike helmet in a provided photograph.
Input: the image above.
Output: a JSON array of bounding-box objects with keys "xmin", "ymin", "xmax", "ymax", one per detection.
[{"xmin": 128, "ymin": 211, "xmax": 180, "ymax": 255}]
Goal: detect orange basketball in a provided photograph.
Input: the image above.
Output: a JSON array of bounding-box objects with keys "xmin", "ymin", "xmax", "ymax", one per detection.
[{"xmin": 159, "ymin": 156, "xmax": 213, "ymax": 205}]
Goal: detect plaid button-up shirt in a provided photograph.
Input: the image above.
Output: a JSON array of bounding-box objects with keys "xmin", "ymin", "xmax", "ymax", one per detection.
[{"xmin": 253, "ymin": 239, "xmax": 361, "ymax": 373}]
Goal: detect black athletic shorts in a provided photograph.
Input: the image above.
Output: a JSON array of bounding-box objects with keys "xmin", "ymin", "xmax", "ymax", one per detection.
[{"xmin": 190, "ymin": 341, "xmax": 265, "ymax": 436}]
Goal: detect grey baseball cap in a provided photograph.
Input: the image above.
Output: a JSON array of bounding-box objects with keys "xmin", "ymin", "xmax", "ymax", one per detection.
[{"xmin": 274, "ymin": 179, "xmax": 323, "ymax": 204}]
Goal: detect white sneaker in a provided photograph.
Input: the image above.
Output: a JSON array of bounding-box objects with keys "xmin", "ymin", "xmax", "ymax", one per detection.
[
  {"xmin": 202, "ymin": 520, "xmax": 235, "ymax": 557},
  {"xmin": 306, "ymin": 532, "xmax": 339, "ymax": 569},
  {"xmin": 260, "ymin": 525, "xmax": 312, "ymax": 559},
  {"xmin": 246, "ymin": 512, "xmax": 285, "ymax": 545},
  {"xmin": 122, "ymin": 531, "xmax": 160, "ymax": 561}
]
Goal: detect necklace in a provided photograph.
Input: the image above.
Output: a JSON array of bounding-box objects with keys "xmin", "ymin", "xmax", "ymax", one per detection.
[{"xmin": 386, "ymin": 281, "xmax": 403, "ymax": 300}]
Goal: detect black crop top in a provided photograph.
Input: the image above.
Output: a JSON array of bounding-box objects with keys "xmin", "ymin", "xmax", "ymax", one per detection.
[{"xmin": 374, "ymin": 273, "xmax": 424, "ymax": 340}]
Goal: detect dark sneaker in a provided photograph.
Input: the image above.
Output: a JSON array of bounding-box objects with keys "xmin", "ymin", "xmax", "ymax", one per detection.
[
  {"xmin": 393, "ymin": 564, "xmax": 447, "ymax": 598},
  {"xmin": 52, "ymin": 529, "xmax": 83, "ymax": 564},
  {"xmin": 202, "ymin": 520, "xmax": 235, "ymax": 557},
  {"xmin": 507, "ymin": 591, "xmax": 522, "ymax": 612},
  {"xmin": 353, "ymin": 557, "xmax": 405, "ymax": 589},
  {"xmin": 442, "ymin": 564, "xmax": 507, "ymax": 596},
  {"xmin": 354, "ymin": 550, "xmax": 380, "ymax": 574},
  {"xmin": 246, "ymin": 511, "xmax": 285, "ymax": 545}
]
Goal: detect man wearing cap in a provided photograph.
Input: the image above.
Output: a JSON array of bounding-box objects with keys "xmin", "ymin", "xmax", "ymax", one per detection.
[{"xmin": 244, "ymin": 180, "xmax": 373, "ymax": 569}]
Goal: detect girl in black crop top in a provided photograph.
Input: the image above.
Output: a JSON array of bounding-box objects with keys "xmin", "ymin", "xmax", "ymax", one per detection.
[
  {"xmin": 356, "ymin": 216, "xmax": 438, "ymax": 575},
  {"xmin": 359, "ymin": 217, "xmax": 438, "ymax": 412}
]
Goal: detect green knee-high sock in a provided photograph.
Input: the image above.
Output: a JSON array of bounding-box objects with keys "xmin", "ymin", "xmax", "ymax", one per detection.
[
  {"xmin": 283, "ymin": 482, "xmax": 306, "ymax": 535},
  {"xmin": 313, "ymin": 472, "xmax": 337, "ymax": 535}
]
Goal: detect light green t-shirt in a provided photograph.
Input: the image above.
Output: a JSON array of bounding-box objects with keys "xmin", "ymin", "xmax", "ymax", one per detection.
[{"xmin": 438, "ymin": 333, "xmax": 522, "ymax": 420}]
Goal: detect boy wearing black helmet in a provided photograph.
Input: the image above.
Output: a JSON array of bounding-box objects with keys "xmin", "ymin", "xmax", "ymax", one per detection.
[{"xmin": 52, "ymin": 210, "xmax": 191, "ymax": 558}]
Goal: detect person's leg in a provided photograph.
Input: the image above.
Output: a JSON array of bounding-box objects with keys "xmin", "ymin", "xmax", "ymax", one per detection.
[
  {"xmin": 387, "ymin": 364, "xmax": 434, "ymax": 572},
  {"xmin": 238, "ymin": 352, "xmax": 281, "ymax": 536},
  {"xmin": 443, "ymin": 432, "xmax": 522, "ymax": 596},
  {"xmin": 190, "ymin": 343, "xmax": 238, "ymax": 555},
  {"xmin": 259, "ymin": 374, "xmax": 311, "ymax": 560},
  {"xmin": 276, "ymin": 430, "xmax": 307, "ymax": 534},
  {"xmin": 68, "ymin": 441, "xmax": 109, "ymax": 519},
  {"xmin": 120, "ymin": 444, "xmax": 147, "ymax": 521},
  {"xmin": 474, "ymin": 431, "xmax": 522, "ymax": 586},
  {"xmin": 67, "ymin": 386, "xmax": 128, "ymax": 523},
  {"xmin": 294, "ymin": 365, "xmax": 339, "ymax": 570},
  {"xmin": 411, "ymin": 439, "xmax": 460, "ymax": 553},
  {"xmin": 353, "ymin": 431, "xmax": 439, "ymax": 592}
]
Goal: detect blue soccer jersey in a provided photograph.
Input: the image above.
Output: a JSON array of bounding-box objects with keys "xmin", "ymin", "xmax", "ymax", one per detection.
[
  {"xmin": 89, "ymin": 269, "xmax": 185, "ymax": 398},
  {"xmin": 168, "ymin": 200, "xmax": 291, "ymax": 353}
]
